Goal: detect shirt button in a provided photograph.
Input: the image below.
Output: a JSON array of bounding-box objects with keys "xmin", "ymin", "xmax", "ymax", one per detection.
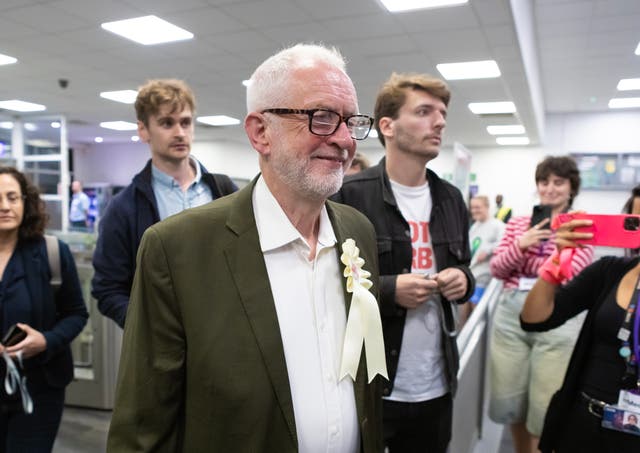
[
  {"xmin": 402, "ymin": 268, "xmax": 409, "ymax": 273},
  {"xmin": 390, "ymin": 349, "xmax": 398, "ymax": 357},
  {"xmin": 405, "ymin": 230, "xmax": 411, "ymax": 237},
  {"xmin": 383, "ymin": 388, "xmax": 390, "ymax": 396}
]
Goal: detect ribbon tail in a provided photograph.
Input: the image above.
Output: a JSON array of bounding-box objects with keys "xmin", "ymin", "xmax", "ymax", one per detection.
[
  {"xmin": 558, "ymin": 247, "xmax": 575, "ymax": 280},
  {"xmin": 339, "ymin": 292, "xmax": 364, "ymax": 382},
  {"xmin": 353, "ymin": 285, "xmax": 388, "ymax": 383}
]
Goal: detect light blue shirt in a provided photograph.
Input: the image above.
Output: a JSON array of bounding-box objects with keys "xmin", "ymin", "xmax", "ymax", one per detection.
[
  {"xmin": 151, "ymin": 158, "xmax": 213, "ymax": 220},
  {"xmin": 69, "ymin": 192, "xmax": 90, "ymax": 222}
]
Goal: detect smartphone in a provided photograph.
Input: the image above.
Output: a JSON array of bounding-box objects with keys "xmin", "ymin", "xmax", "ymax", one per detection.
[
  {"xmin": 530, "ymin": 205, "xmax": 552, "ymax": 229},
  {"xmin": 554, "ymin": 213, "xmax": 640, "ymax": 248},
  {"xmin": 1, "ymin": 324, "xmax": 26, "ymax": 347}
]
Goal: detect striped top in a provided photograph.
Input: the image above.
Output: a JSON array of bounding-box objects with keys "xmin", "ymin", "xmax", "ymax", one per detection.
[{"xmin": 490, "ymin": 215, "xmax": 594, "ymax": 289}]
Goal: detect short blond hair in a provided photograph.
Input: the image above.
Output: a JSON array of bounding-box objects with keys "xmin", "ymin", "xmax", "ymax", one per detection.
[{"xmin": 135, "ymin": 79, "xmax": 196, "ymax": 126}]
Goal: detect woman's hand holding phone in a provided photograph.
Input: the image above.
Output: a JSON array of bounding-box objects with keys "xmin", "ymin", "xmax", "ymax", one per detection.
[{"xmin": 519, "ymin": 218, "xmax": 554, "ymax": 250}]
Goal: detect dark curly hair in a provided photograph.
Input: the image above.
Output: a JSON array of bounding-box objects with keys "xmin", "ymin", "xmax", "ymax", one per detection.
[
  {"xmin": 623, "ymin": 185, "xmax": 640, "ymax": 214},
  {"xmin": 0, "ymin": 167, "xmax": 47, "ymax": 240},
  {"xmin": 535, "ymin": 156, "xmax": 581, "ymax": 208}
]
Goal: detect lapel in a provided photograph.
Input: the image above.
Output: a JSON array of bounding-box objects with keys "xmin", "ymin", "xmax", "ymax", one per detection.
[
  {"xmin": 15, "ymin": 240, "xmax": 45, "ymax": 331},
  {"xmin": 222, "ymin": 178, "xmax": 297, "ymax": 445},
  {"xmin": 326, "ymin": 202, "xmax": 369, "ymax": 425}
]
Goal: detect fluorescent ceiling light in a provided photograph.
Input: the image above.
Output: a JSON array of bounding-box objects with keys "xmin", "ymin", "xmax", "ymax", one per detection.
[
  {"xmin": 380, "ymin": 0, "xmax": 468, "ymax": 12},
  {"xmin": 23, "ymin": 123, "xmax": 37, "ymax": 131},
  {"xmin": 437, "ymin": 60, "xmax": 500, "ymax": 80},
  {"xmin": 368, "ymin": 129, "xmax": 379, "ymax": 139},
  {"xmin": 608, "ymin": 97, "xmax": 640, "ymax": 109},
  {"xmin": 100, "ymin": 121, "xmax": 138, "ymax": 131},
  {"xmin": 94, "ymin": 137, "xmax": 103, "ymax": 143},
  {"xmin": 0, "ymin": 122, "xmax": 13, "ymax": 129},
  {"xmin": 101, "ymin": 15, "xmax": 194, "ymax": 45},
  {"xmin": 617, "ymin": 78, "xmax": 640, "ymax": 91},
  {"xmin": 131, "ymin": 135, "xmax": 140, "ymax": 142},
  {"xmin": 0, "ymin": 53, "xmax": 17, "ymax": 66},
  {"xmin": 197, "ymin": 115, "xmax": 241, "ymax": 126},
  {"xmin": 468, "ymin": 101, "xmax": 516, "ymax": 114},
  {"xmin": 486, "ymin": 125, "xmax": 525, "ymax": 135},
  {"xmin": 0, "ymin": 99, "xmax": 46, "ymax": 112},
  {"xmin": 496, "ymin": 136, "xmax": 530, "ymax": 146},
  {"xmin": 100, "ymin": 90, "xmax": 138, "ymax": 104},
  {"xmin": 51, "ymin": 121, "xmax": 61, "ymax": 128}
]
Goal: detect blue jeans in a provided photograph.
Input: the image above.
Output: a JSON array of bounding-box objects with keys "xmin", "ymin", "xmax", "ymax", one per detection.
[{"xmin": 0, "ymin": 388, "xmax": 65, "ymax": 452}]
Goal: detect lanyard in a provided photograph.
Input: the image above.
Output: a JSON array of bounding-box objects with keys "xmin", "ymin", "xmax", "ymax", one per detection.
[{"xmin": 619, "ymin": 275, "xmax": 640, "ymax": 389}]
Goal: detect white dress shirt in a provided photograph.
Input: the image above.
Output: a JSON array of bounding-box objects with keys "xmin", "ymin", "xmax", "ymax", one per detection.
[{"xmin": 253, "ymin": 176, "xmax": 359, "ymax": 453}]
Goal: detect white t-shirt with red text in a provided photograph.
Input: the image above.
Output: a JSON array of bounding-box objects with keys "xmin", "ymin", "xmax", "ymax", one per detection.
[{"xmin": 386, "ymin": 180, "xmax": 448, "ymax": 402}]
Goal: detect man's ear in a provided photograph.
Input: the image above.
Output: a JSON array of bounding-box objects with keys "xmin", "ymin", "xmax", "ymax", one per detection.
[
  {"xmin": 378, "ymin": 117, "xmax": 393, "ymax": 141},
  {"xmin": 244, "ymin": 112, "xmax": 271, "ymax": 156},
  {"xmin": 137, "ymin": 121, "xmax": 149, "ymax": 143}
]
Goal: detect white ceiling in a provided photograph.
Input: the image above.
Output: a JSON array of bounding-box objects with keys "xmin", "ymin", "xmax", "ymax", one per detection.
[{"xmin": 0, "ymin": 0, "xmax": 639, "ymax": 150}]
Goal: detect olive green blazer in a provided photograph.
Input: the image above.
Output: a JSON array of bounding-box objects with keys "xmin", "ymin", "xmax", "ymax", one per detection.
[{"xmin": 107, "ymin": 179, "xmax": 383, "ymax": 452}]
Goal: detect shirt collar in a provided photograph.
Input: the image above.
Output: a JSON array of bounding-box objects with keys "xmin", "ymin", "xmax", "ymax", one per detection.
[
  {"xmin": 151, "ymin": 156, "xmax": 201, "ymax": 189},
  {"xmin": 253, "ymin": 176, "xmax": 336, "ymax": 253}
]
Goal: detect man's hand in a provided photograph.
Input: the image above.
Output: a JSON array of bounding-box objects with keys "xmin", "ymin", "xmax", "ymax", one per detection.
[
  {"xmin": 395, "ymin": 273, "xmax": 439, "ymax": 309},
  {"xmin": 5, "ymin": 323, "xmax": 47, "ymax": 359},
  {"xmin": 433, "ymin": 268, "xmax": 468, "ymax": 301}
]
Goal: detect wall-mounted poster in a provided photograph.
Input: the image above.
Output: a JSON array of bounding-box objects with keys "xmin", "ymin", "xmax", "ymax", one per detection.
[{"xmin": 572, "ymin": 152, "xmax": 640, "ymax": 190}]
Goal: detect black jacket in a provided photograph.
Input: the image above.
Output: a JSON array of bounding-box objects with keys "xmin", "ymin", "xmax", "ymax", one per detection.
[
  {"xmin": 332, "ymin": 158, "xmax": 474, "ymax": 396},
  {"xmin": 521, "ymin": 256, "xmax": 639, "ymax": 452},
  {"xmin": 91, "ymin": 159, "xmax": 237, "ymax": 328}
]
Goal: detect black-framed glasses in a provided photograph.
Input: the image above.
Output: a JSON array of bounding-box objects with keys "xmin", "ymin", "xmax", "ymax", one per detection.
[{"xmin": 262, "ymin": 108, "xmax": 374, "ymax": 140}]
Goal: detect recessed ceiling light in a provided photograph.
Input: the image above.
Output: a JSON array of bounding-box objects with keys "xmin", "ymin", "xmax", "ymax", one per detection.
[
  {"xmin": 51, "ymin": 121, "xmax": 61, "ymax": 128},
  {"xmin": 100, "ymin": 121, "xmax": 138, "ymax": 131},
  {"xmin": 380, "ymin": 0, "xmax": 468, "ymax": 12},
  {"xmin": 101, "ymin": 15, "xmax": 194, "ymax": 45},
  {"xmin": 131, "ymin": 135, "xmax": 140, "ymax": 142},
  {"xmin": 486, "ymin": 125, "xmax": 525, "ymax": 135},
  {"xmin": 608, "ymin": 97, "xmax": 640, "ymax": 109},
  {"xmin": 636, "ymin": 41, "xmax": 640, "ymax": 55},
  {"xmin": 368, "ymin": 129, "xmax": 379, "ymax": 139},
  {"xmin": 197, "ymin": 115, "xmax": 241, "ymax": 126},
  {"xmin": 23, "ymin": 123, "xmax": 37, "ymax": 131},
  {"xmin": 0, "ymin": 100, "xmax": 46, "ymax": 112},
  {"xmin": 100, "ymin": 90, "xmax": 138, "ymax": 104},
  {"xmin": 496, "ymin": 136, "xmax": 530, "ymax": 146},
  {"xmin": 617, "ymin": 78, "xmax": 640, "ymax": 91},
  {"xmin": 242, "ymin": 80, "xmax": 252, "ymax": 87},
  {"xmin": 0, "ymin": 122, "xmax": 13, "ymax": 129},
  {"xmin": 0, "ymin": 53, "xmax": 17, "ymax": 66},
  {"xmin": 94, "ymin": 137, "xmax": 104, "ymax": 143},
  {"xmin": 436, "ymin": 60, "xmax": 500, "ymax": 80},
  {"xmin": 468, "ymin": 101, "xmax": 516, "ymax": 114}
]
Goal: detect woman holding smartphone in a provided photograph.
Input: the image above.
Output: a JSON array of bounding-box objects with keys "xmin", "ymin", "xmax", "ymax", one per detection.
[
  {"xmin": 521, "ymin": 213, "xmax": 640, "ymax": 452},
  {"xmin": 0, "ymin": 167, "xmax": 88, "ymax": 451},
  {"xmin": 487, "ymin": 156, "xmax": 594, "ymax": 453}
]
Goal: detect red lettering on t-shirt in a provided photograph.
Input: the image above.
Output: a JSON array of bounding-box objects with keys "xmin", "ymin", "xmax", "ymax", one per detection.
[
  {"xmin": 412, "ymin": 247, "xmax": 434, "ymax": 270},
  {"xmin": 408, "ymin": 221, "xmax": 430, "ymax": 243}
]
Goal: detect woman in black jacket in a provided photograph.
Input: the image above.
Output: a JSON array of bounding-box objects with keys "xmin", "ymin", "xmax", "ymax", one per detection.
[
  {"xmin": 522, "ymin": 215, "xmax": 640, "ymax": 452},
  {"xmin": 0, "ymin": 167, "xmax": 88, "ymax": 451}
]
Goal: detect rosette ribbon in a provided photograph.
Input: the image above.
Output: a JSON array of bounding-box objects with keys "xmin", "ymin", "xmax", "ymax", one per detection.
[{"xmin": 339, "ymin": 239, "xmax": 388, "ymax": 383}]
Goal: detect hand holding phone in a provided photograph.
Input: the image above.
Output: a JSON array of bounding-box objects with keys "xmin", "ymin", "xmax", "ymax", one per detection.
[
  {"xmin": 1, "ymin": 324, "xmax": 27, "ymax": 347},
  {"xmin": 530, "ymin": 205, "xmax": 553, "ymax": 230},
  {"xmin": 554, "ymin": 213, "xmax": 640, "ymax": 248}
]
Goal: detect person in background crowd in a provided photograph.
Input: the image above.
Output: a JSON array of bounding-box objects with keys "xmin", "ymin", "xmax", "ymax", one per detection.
[
  {"xmin": 68, "ymin": 180, "xmax": 90, "ymax": 230},
  {"xmin": 459, "ymin": 195, "xmax": 505, "ymax": 323},
  {"xmin": 107, "ymin": 43, "xmax": 384, "ymax": 452},
  {"xmin": 495, "ymin": 193, "xmax": 513, "ymax": 223},
  {"xmin": 91, "ymin": 78, "xmax": 237, "ymax": 329},
  {"xmin": 488, "ymin": 156, "xmax": 594, "ymax": 453},
  {"xmin": 333, "ymin": 72, "xmax": 474, "ymax": 453},
  {"xmin": 623, "ymin": 184, "xmax": 640, "ymax": 258},
  {"xmin": 521, "ymin": 213, "xmax": 640, "ymax": 452},
  {"xmin": 0, "ymin": 167, "xmax": 88, "ymax": 451},
  {"xmin": 345, "ymin": 151, "xmax": 371, "ymax": 175}
]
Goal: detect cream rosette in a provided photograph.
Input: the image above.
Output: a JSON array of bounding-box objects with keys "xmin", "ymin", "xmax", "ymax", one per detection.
[{"xmin": 339, "ymin": 238, "xmax": 388, "ymax": 383}]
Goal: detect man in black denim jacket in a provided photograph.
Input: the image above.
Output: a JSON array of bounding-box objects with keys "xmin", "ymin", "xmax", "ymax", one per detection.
[{"xmin": 332, "ymin": 72, "xmax": 474, "ymax": 453}]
